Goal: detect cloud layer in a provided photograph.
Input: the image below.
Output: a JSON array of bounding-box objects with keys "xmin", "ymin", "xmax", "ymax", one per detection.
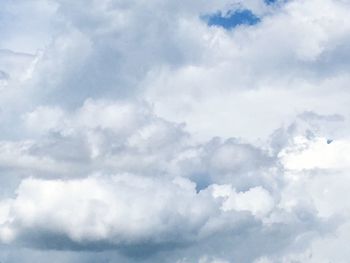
[{"xmin": 1, "ymin": 0, "xmax": 350, "ymax": 262}]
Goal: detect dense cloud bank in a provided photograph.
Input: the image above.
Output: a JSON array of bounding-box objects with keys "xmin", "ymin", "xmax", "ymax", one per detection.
[{"xmin": 1, "ymin": 0, "xmax": 350, "ymax": 262}]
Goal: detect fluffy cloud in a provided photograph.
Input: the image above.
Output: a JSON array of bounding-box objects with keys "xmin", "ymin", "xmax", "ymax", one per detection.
[
  {"xmin": 0, "ymin": 99, "xmax": 343, "ymax": 262},
  {"xmin": 0, "ymin": 173, "xmax": 281, "ymax": 252},
  {"xmin": 1, "ymin": 0, "xmax": 350, "ymax": 262},
  {"xmin": 0, "ymin": 175, "xmax": 213, "ymax": 246}
]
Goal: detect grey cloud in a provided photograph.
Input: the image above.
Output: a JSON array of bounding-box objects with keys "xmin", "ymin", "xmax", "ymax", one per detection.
[
  {"xmin": 1, "ymin": 0, "xmax": 350, "ymax": 262},
  {"xmin": 0, "ymin": 99, "xmax": 333, "ymax": 263},
  {"xmin": 0, "ymin": 70, "xmax": 9, "ymax": 80},
  {"xmin": 299, "ymin": 111, "xmax": 345, "ymax": 123}
]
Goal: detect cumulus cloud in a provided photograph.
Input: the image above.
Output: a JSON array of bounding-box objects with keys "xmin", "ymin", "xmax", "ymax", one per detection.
[
  {"xmin": 0, "ymin": 174, "xmax": 281, "ymax": 253},
  {"xmin": 1, "ymin": 0, "xmax": 350, "ymax": 262}
]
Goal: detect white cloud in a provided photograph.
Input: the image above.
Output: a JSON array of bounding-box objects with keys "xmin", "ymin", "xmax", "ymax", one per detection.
[
  {"xmin": 215, "ymin": 185, "xmax": 274, "ymax": 217},
  {"xmin": 0, "ymin": 174, "xmax": 280, "ymax": 251},
  {"xmin": 1, "ymin": 0, "xmax": 350, "ymax": 262}
]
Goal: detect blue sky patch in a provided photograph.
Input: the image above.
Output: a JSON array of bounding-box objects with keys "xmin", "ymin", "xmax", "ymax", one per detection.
[{"xmin": 205, "ymin": 9, "xmax": 260, "ymax": 30}]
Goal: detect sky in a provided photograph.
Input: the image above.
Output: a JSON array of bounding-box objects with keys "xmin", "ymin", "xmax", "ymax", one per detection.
[{"xmin": 0, "ymin": 0, "xmax": 350, "ymax": 262}]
